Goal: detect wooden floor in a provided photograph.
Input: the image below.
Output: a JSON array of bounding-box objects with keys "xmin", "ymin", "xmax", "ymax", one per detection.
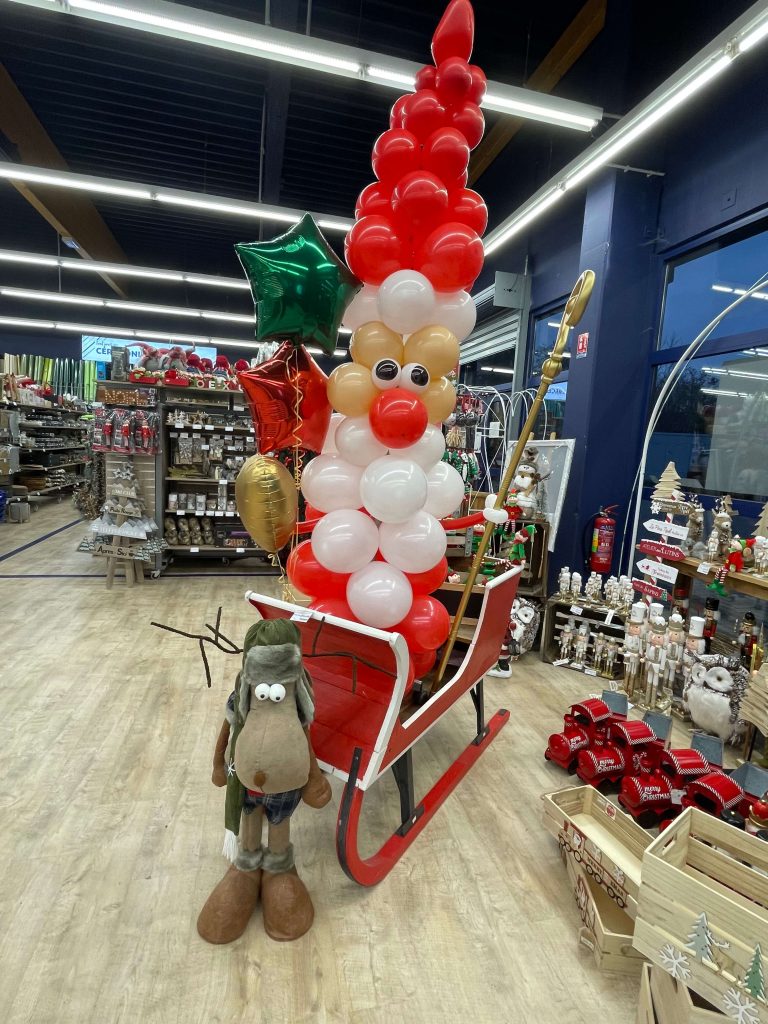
[{"xmin": 0, "ymin": 501, "xmax": 686, "ymax": 1024}]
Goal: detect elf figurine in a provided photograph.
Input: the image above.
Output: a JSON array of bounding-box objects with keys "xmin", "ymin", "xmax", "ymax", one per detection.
[{"xmin": 197, "ymin": 619, "xmax": 331, "ymax": 944}]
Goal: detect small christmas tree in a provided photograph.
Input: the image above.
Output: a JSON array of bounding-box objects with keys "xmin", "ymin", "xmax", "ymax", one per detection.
[
  {"xmin": 753, "ymin": 500, "xmax": 768, "ymax": 540},
  {"xmin": 652, "ymin": 462, "xmax": 683, "ymax": 503},
  {"xmin": 686, "ymin": 912, "xmax": 715, "ymax": 962},
  {"xmin": 745, "ymin": 944, "xmax": 765, "ymax": 1001}
]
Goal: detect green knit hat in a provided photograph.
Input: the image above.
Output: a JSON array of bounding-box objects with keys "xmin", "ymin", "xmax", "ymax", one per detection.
[{"xmin": 243, "ymin": 618, "xmax": 300, "ymax": 655}]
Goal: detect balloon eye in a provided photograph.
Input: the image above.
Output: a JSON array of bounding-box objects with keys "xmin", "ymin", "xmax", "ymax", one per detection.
[
  {"xmin": 254, "ymin": 683, "xmax": 270, "ymax": 701},
  {"xmin": 401, "ymin": 362, "xmax": 430, "ymax": 393},
  {"xmin": 371, "ymin": 358, "xmax": 401, "ymax": 390},
  {"xmin": 269, "ymin": 683, "xmax": 286, "ymax": 703}
]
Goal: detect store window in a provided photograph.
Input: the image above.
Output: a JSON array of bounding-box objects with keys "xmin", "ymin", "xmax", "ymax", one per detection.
[
  {"xmin": 530, "ymin": 306, "xmax": 567, "ymax": 377},
  {"xmin": 659, "ymin": 227, "xmax": 768, "ymax": 350},
  {"xmin": 530, "ymin": 305, "xmax": 567, "ymax": 439}
]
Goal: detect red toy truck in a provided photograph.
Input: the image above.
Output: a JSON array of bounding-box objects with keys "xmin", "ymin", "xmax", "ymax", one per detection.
[
  {"xmin": 545, "ymin": 699, "xmax": 618, "ymax": 773},
  {"xmin": 576, "ymin": 720, "xmax": 664, "ymax": 788}
]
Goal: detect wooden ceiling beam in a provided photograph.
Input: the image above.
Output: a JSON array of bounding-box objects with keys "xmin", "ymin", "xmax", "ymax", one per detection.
[
  {"xmin": 0, "ymin": 63, "xmax": 128, "ymax": 296},
  {"xmin": 469, "ymin": 0, "xmax": 607, "ymax": 185}
]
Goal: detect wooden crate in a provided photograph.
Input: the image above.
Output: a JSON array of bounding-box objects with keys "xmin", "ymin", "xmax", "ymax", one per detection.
[
  {"xmin": 565, "ymin": 852, "xmax": 646, "ymax": 975},
  {"xmin": 542, "ymin": 785, "xmax": 651, "ymax": 918},
  {"xmin": 639, "ymin": 964, "xmax": 659, "ymax": 1024},
  {"xmin": 634, "ymin": 807, "xmax": 768, "ymax": 1020},
  {"xmin": 650, "ymin": 966, "xmax": 725, "ymax": 1023},
  {"xmin": 741, "ymin": 666, "xmax": 768, "ymax": 735},
  {"xmin": 540, "ymin": 597, "xmax": 627, "ymax": 680}
]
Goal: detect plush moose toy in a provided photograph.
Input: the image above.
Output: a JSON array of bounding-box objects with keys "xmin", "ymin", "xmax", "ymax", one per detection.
[{"xmin": 197, "ymin": 618, "xmax": 331, "ymax": 944}]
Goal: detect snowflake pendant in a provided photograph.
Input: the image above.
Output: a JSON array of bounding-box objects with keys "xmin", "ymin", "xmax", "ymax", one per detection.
[
  {"xmin": 226, "ymin": 759, "xmax": 236, "ymax": 777},
  {"xmin": 659, "ymin": 942, "xmax": 691, "ymax": 981}
]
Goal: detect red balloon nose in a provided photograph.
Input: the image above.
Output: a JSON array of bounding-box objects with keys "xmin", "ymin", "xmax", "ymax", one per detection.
[{"xmin": 369, "ymin": 388, "xmax": 429, "ymax": 449}]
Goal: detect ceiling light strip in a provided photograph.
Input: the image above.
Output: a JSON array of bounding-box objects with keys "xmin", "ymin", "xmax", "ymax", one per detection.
[
  {"xmin": 484, "ymin": 0, "xmax": 768, "ymax": 255},
  {"xmin": 0, "ymin": 161, "xmax": 353, "ymax": 232},
  {"xmin": 2, "ymin": 0, "xmax": 602, "ymax": 131}
]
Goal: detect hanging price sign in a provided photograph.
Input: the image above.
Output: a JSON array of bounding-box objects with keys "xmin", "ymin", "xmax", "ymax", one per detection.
[
  {"xmin": 643, "ymin": 519, "xmax": 689, "ymax": 540},
  {"xmin": 638, "ymin": 540, "xmax": 686, "ymax": 561},
  {"xmin": 636, "ymin": 558, "xmax": 679, "ymax": 584},
  {"xmin": 631, "ymin": 578, "xmax": 667, "ymax": 600}
]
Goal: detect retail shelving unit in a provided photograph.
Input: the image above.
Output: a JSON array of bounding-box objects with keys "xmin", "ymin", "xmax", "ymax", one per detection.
[{"xmin": 7, "ymin": 400, "xmax": 91, "ymax": 499}]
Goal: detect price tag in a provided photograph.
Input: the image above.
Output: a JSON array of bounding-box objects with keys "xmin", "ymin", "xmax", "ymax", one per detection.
[
  {"xmin": 195, "ymin": 510, "xmax": 203, "ymax": 516},
  {"xmin": 215, "ymin": 511, "xmax": 224, "ymax": 517},
  {"xmin": 225, "ymin": 426, "xmax": 234, "ymax": 432},
  {"xmin": 570, "ymin": 605, "xmax": 583, "ymax": 616},
  {"xmin": 605, "ymin": 610, "xmax": 615, "ymax": 624},
  {"xmin": 248, "ymin": 428, "xmax": 255, "ymax": 434},
  {"xmin": 227, "ymin": 446, "xmax": 236, "ymax": 451},
  {"xmin": 671, "ymin": 788, "xmax": 685, "ymax": 805},
  {"xmin": 176, "ymin": 510, "xmax": 184, "ymax": 516},
  {"xmin": 233, "ymin": 405, "xmax": 244, "ymax": 412},
  {"xmin": 201, "ymin": 445, "xmax": 209, "ymax": 451},
  {"xmin": 291, "ymin": 609, "xmax": 312, "ymax": 622},
  {"xmin": 697, "ymin": 562, "xmax": 711, "ymax": 574},
  {"xmin": 170, "ymin": 432, "xmax": 178, "ymax": 438},
  {"xmin": 236, "ymin": 547, "xmax": 245, "ymax": 553},
  {"xmin": 552, "ymin": 658, "xmax": 570, "ymax": 667},
  {"xmin": 205, "ymin": 424, "xmax": 214, "ymax": 431},
  {"xmin": 180, "ymin": 432, "xmax": 189, "ymax": 438},
  {"xmin": 190, "ymin": 546, "xmax": 199, "ymax": 553},
  {"xmin": 584, "ymin": 668, "xmax": 598, "ymax": 677},
  {"xmin": 193, "ymin": 424, "xmax": 201, "ymax": 430}
]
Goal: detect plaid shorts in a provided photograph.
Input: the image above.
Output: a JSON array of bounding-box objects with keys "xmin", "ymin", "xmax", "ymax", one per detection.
[{"xmin": 243, "ymin": 787, "xmax": 303, "ymax": 825}]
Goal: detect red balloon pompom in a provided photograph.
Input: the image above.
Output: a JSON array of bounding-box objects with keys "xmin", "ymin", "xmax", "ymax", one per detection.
[
  {"xmin": 405, "ymin": 556, "xmax": 449, "ymax": 595},
  {"xmin": 467, "ymin": 65, "xmax": 487, "ymax": 106},
  {"xmin": 309, "ymin": 597, "xmax": 359, "ymax": 621},
  {"xmin": 400, "ymin": 90, "xmax": 447, "ymax": 141},
  {"xmin": 421, "ymin": 128, "xmax": 470, "ymax": 188},
  {"xmin": 411, "ymin": 649, "xmax": 437, "ymax": 677},
  {"xmin": 287, "ymin": 540, "xmax": 350, "ymax": 598},
  {"xmin": 389, "ymin": 94, "xmax": 410, "ymax": 129},
  {"xmin": 414, "ymin": 65, "xmax": 437, "ymax": 92},
  {"xmin": 395, "ymin": 596, "xmax": 451, "ymax": 652},
  {"xmin": 450, "ymin": 101, "xmax": 484, "ymax": 149},
  {"xmin": 345, "ymin": 216, "xmax": 405, "ymax": 286},
  {"xmin": 431, "ymin": 0, "xmax": 474, "ymax": 65},
  {"xmin": 369, "ymin": 388, "xmax": 429, "ymax": 449},
  {"xmin": 392, "ymin": 170, "xmax": 449, "ymax": 230},
  {"xmin": 371, "ymin": 129, "xmax": 420, "ymax": 185},
  {"xmin": 355, "ymin": 181, "xmax": 393, "ymax": 220},
  {"xmin": 448, "ymin": 187, "xmax": 488, "ymax": 235},
  {"xmin": 416, "ymin": 221, "xmax": 484, "ymax": 292},
  {"xmin": 435, "ymin": 56, "xmax": 473, "ymax": 106}
]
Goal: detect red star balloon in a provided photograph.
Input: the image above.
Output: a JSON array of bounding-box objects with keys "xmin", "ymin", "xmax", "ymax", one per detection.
[{"xmin": 239, "ymin": 342, "xmax": 331, "ymax": 454}]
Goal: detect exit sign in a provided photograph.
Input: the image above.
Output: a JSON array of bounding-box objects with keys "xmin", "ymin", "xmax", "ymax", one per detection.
[{"xmin": 576, "ymin": 332, "xmax": 589, "ymax": 358}]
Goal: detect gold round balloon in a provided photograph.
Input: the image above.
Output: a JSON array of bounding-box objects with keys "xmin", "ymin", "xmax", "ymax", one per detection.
[
  {"xmin": 403, "ymin": 325, "xmax": 459, "ymax": 377},
  {"xmin": 235, "ymin": 455, "xmax": 298, "ymax": 553},
  {"xmin": 327, "ymin": 362, "xmax": 379, "ymax": 416},
  {"xmin": 350, "ymin": 321, "xmax": 404, "ymax": 369},
  {"xmin": 421, "ymin": 377, "xmax": 457, "ymax": 423}
]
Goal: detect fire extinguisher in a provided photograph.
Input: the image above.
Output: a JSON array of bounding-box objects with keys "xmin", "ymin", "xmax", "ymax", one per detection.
[{"xmin": 586, "ymin": 505, "xmax": 618, "ymax": 573}]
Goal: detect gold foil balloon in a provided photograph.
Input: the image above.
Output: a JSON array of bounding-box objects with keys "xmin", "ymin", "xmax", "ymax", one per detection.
[
  {"xmin": 403, "ymin": 325, "xmax": 459, "ymax": 377},
  {"xmin": 236, "ymin": 455, "xmax": 298, "ymax": 553},
  {"xmin": 421, "ymin": 377, "xmax": 457, "ymax": 423},
  {"xmin": 350, "ymin": 321, "xmax": 404, "ymax": 368},
  {"xmin": 327, "ymin": 363, "xmax": 379, "ymax": 416}
]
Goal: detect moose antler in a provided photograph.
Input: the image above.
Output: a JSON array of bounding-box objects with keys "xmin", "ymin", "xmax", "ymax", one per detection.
[{"xmin": 151, "ymin": 606, "xmax": 242, "ymax": 687}]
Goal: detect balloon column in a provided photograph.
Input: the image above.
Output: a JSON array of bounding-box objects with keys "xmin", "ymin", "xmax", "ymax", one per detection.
[{"xmin": 288, "ymin": 0, "xmax": 488, "ymax": 681}]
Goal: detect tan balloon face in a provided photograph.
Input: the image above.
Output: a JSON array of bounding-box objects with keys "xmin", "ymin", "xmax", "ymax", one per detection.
[
  {"xmin": 327, "ymin": 362, "xmax": 379, "ymax": 417},
  {"xmin": 403, "ymin": 325, "xmax": 459, "ymax": 378},
  {"xmin": 349, "ymin": 321, "xmax": 404, "ymax": 369}
]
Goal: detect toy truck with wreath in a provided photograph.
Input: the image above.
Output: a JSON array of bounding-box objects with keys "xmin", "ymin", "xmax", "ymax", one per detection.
[
  {"xmin": 544, "ymin": 698, "xmax": 623, "ymax": 772},
  {"xmin": 575, "ymin": 720, "xmax": 665, "ymax": 789}
]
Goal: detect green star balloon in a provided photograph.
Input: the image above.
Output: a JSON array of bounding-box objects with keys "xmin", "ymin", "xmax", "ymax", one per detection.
[{"xmin": 235, "ymin": 214, "xmax": 360, "ymax": 355}]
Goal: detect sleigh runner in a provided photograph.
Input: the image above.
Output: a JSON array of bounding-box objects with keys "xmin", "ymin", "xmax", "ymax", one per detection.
[{"xmin": 245, "ymin": 563, "xmax": 521, "ymax": 885}]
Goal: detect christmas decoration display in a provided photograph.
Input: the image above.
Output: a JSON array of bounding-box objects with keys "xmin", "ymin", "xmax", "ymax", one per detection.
[
  {"xmin": 754, "ymin": 502, "xmax": 768, "ymax": 576},
  {"xmin": 196, "ymin": 618, "xmax": 331, "ymax": 944},
  {"xmin": 683, "ymin": 654, "xmax": 748, "ymax": 744},
  {"xmin": 707, "ymin": 497, "xmax": 735, "ymax": 562},
  {"xmin": 486, "ymin": 596, "xmax": 540, "ymax": 677}
]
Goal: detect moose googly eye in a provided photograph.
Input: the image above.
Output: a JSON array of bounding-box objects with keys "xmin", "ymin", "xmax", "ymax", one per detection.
[
  {"xmin": 269, "ymin": 683, "xmax": 286, "ymax": 703},
  {"xmin": 254, "ymin": 683, "xmax": 270, "ymax": 701},
  {"xmin": 400, "ymin": 362, "xmax": 430, "ymax": 393},
  {"xmin": 371, "ymin": 358, "xmax": 401, "ymax": 390}
]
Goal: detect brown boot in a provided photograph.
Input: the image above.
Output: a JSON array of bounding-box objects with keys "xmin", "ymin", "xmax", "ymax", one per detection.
[
  {"xmin": 262, "ymin": 868, "xmax": 314, "ymax": 941},
  {"xmin": 197, "ymin": 863, "xmax": 262, "ymax": 944}
]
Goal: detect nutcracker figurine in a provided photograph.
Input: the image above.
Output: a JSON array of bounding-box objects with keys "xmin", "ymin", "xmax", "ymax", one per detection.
[
  {"xmin": 703, "ymin": 596, "xmax": 720, "ymax": 653},
  {"xmin": 593, "ymin": 632, "xmax": 605, "ymax": 673},
  {"xmin": 573, "ymin": 623, "xmax": 589, "ymax": 668},
  {"xmin": 557, "ymin": 565, "xmax": 571, "ymax": 597},
  {"xmin": 570, "ymin": 572, "xmax": 582, "ymax": 600},
  {"xmin": 739, "ymin": 611, "xmax": 757, "ymax": 667},
  {"xmin": 662, "ymin": 612, "xmax": 686, "ymax": 699},
  {"xmin": 622, "ymin": 602, "xmax": 647, "ymax": 698},
  {"xmin": 681, "ymin": 615, "xmax": 706, "ymax": 699},
  {"xmin": 559, "ymin": 618, "xmax": 575, "ymax": 660},
  {"xmin": 642, "ymin": 617, "xmax": 668, "ymax": 708},
  {"xmin": 584, "ymin": 572, "xmax": 602, "ymax": 605},
  {"xmin": 604, "ymin": 638, "xmax": 618, "ymax": 679}
]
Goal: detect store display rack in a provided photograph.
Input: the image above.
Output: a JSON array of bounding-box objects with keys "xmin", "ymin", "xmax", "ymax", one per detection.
[
  {"xmin": 3, "ymin": 400, "xmax": 91, "ymax": 499},
  {"xmin": 540, "ymin": 597, "xmax": 627, "ymax": 680}
]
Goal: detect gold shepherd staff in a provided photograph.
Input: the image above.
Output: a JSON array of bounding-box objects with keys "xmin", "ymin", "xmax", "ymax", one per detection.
[{"xmin": 434, "ymin": 269, "xmax": 596, "ymax": 685}]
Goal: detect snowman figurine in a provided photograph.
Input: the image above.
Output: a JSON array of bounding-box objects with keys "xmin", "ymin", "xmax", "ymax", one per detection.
[{"xmin": 684, "ymin": 660, "xmax": 741, "ymax": 743}]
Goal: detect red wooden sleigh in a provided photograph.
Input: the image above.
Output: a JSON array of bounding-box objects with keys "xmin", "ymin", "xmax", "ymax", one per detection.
[{"xmin": 245, "ymin": 564, "xmax": 521, "ymax": 885}]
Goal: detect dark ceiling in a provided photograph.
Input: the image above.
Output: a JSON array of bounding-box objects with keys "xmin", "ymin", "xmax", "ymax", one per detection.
[{"xmin": 0, "ymin": 0, "xmax": 758, "ymax": 348}]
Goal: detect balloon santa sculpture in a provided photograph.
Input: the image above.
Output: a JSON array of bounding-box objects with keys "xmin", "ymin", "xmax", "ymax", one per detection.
[{"xmin": 286, "ymin": 0, "xmax": 498, "ymax": 682}]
